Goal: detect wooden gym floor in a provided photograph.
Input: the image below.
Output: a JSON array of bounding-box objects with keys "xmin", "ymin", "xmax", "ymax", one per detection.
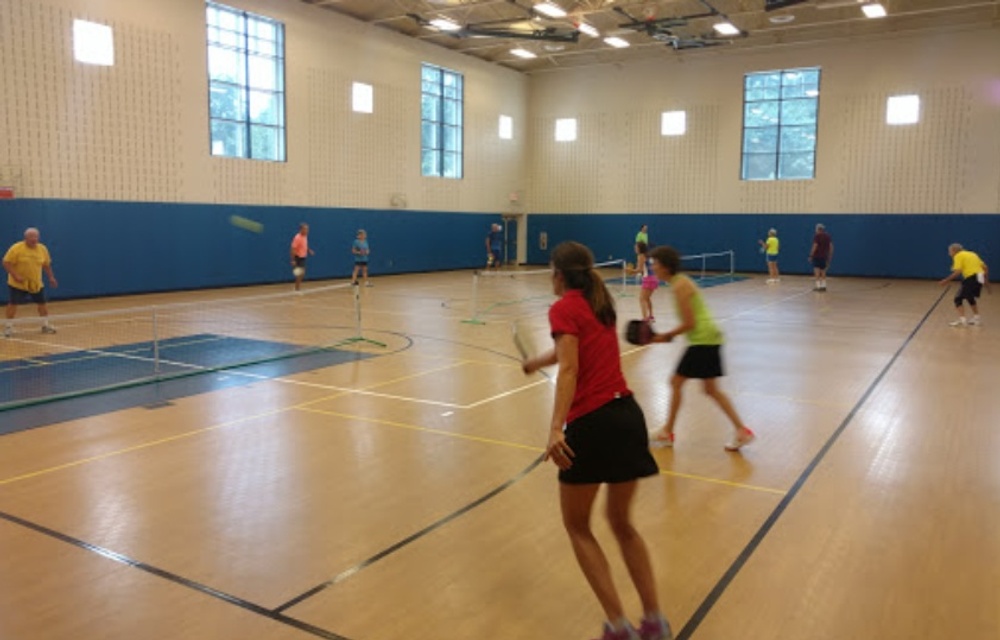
[{"xmin": 0, "ymin": 269, "xmax": 997, "ymax": 640}]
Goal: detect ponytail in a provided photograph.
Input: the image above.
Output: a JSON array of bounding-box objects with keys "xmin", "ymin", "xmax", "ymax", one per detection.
[{"xmin": 583, "ymin": 269, "xmax": 617, "ymax": 327}]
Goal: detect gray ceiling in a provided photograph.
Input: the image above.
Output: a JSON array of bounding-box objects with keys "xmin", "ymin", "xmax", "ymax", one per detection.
[{"xmin": 299, "ymin": 0, "xmax": 999, "ymax": 72}]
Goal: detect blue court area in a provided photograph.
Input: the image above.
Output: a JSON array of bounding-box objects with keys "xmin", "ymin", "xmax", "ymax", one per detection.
[{"xmin": 0, "ymin": 333, "xmax": 377, "ymax": 435}]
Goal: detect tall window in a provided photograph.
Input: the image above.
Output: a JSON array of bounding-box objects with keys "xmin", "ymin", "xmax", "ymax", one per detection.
[
  {"xmin": 742, "ymin": 68, "xmax": 820, "ymax": 180},
  {"xmin": 206, "ymin": 2, "xmax": 285, "ymax": 162},
  {"xmin": 421, "ymin": 64, "xmax": 463, "ymax": 179}
]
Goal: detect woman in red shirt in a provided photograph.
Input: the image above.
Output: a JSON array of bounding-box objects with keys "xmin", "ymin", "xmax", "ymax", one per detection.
[{"xmin": 523, "ymin": 241, "xmax": 671, "ymax": 640}]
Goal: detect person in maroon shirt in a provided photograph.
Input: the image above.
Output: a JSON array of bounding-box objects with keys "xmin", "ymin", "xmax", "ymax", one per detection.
[
  {"xmin": 522, "ymin": 241, "xmax": 670, "ymax": 640},
  {"xmin": 809, "ymin": 223, "xmax": 834, "ymax": 291}
]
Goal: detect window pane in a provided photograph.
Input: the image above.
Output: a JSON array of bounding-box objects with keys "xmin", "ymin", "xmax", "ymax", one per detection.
[
  {"xmin": 422, "ymin": 65, "xmax": 441, "ymax": 84},
  {"xmin": 443, "ymin": 126, "xmax": 461, "ymax": 152},
  {"xmin": 208, "ymin": 46, "xmax": 244, "ymax": 83},
  {"xmin": 211, "ymin": 119, "xmax": 246, "ymax": 157},
  {"xmin": 744, "ymin": 102, "xmax": 779, "ymax": 127},
  {"xmin": 207, "ymin": 26, "xmax": 241, "ymax": 48},
  {"xmin": 421, "ymin": 95, "xmax": 440, "ymax": 122},
  {"xmin": 422, "ymin": 122, "xmax": 439, "ymax": 149},
  {"xmin": 745, "ymin": 72, "xmax": 780, "ymax": 90},
  {"xmin": 743, "ymin": 127, "xmax": 778, "ymax": 154},
  {"xmin": 443, "ymin": 99, "xmax": 461, "ymax": 126},
  {"xmin": 778, "ymin": 152, "xmax": 815, "ymax": 179},
  {"xmin": 780, "ymin": 125, "xmax": 816, "ymax": 152},
  {"xmin": 746, "ymin": 87, "xmax": 780, "ymax": 101},
  {"xmin": 248, "ymin": 55, "xmax": 280, "ymax": 90},
  {"xmin": 250, "ymin": 125, "xmax": 283, "ymax": 161},
  {"xmin": 443, "ymin": 152, "xmax": 461, "ymax": 179},
  {"xmin": 209, "ymin": 82, "xmax": 247, "ymax": 120},
  {"xmin": 781, "ymin": 99, "xmax": 817, "ymax": 125},
  {"xmin": 422, "ymin": 149, "xmax": 440, "ymax": 176},
  {"xmin": 249, "ymin": 18, "xmax": 275, "ymax": 40},
  {"xmin": 212, "ymin": 7, "xmax": 240, "ymax": 31},
  {"xmin": 248, "ymin": 37, "xmax": 276, "ymax": 56},
  {"xmin": 742, "ymin": 154, "xmax": 777, "ymax": 180},
  {"xmin": 249, "ymin": 90, "xmax": 281, "ymax": 125}
]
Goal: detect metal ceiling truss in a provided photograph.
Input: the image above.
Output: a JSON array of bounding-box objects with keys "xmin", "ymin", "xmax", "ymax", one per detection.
[{"xmin": 612, "ymin": 0, "xmax": 744, "ymax": 50}]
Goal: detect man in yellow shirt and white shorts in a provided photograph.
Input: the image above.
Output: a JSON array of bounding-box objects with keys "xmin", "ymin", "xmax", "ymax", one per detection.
[
  {"xmin": 939, "ymin": 243, "xmax": 988, "ymax": 327},
  {"xmin": 4, "ymin": 227, "xmax": 59, "ymax": 337}
]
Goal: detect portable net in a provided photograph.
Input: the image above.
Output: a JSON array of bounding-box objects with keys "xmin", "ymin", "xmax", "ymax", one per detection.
[
  {"xmin": 464, "ymin": 259, "xmax": 628, "ymax": 324},
  {"xmin": 0, "ymin": 282, "xmax": 360, "ymax": 410}
]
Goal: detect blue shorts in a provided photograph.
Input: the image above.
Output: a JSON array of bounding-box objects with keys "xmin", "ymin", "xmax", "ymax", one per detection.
[
  {"xmin": 8, "ymin": 286, "xmax": 47, "ymax": 305},
  {"xmin": 766, "ymin": 254, "xmax": 778, "ymax": 263}
]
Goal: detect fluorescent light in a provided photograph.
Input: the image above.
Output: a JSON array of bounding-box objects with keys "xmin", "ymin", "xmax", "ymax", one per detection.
[
  {"xmin": 886, "ymin": 94, "xmax": 920, "ymax": 125},
  {"xmin": 534, "ymin": 2, "xmax": 567, "ymax": 18},
  {"xmin": 510, "ymin": 48, "xmax": 537, "ymax": 59},
  {"xmin": 555, "ymin": 118, "xmax": 577, "ymax": 142},
  {"xmin": 429, "ymin": 17, "xmax": 461, "ymax": 31},
  {"xmin": 713, "ymin": 22, "xmax": 740, "ymax": 36},
  {"xmin": 73, "ymin": 19, "xmax": 114, "ymax": 66},
  {"xmin": 352, "ymin": 82, "xmax": 373, "ymax": 114},
  {"xmin": 576, "ymin": 22, "xmax": 599, "ymax": 38},
  {"xmin": 604, "ymin": 36, "xmax": 630, "ymax": 48},
  {"xmin": 805, "ymin": 89, "xmax": 819, "ymax": 97},
  {"xmin": 661, "ymin": 110, "xmax": 686, "ymax": 136},
  {"xmin": 862, "ymin": 3, "xmax": 887, "ymax": 18},
  {"xmin": 499, "ymin": 115, "xmax": 513, "ymax": 140}
]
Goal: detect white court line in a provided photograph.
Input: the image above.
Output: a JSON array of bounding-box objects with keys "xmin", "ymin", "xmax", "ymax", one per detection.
[
  {"xmin": 462, "ymin": 378, "xmax": 549, "ymax": 409},
  {"xmin": 717, "ymin": 287, "xmax": 815, "ymax": 324}
]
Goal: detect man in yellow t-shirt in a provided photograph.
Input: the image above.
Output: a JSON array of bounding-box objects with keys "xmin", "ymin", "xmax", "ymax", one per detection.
[
  {"xmin": 939, "ymin": 243, "xmax": 988, "ymax": 327},
  {"xmin": 4, "ymin": 227, "xmax": 59, "ymax": 337}
]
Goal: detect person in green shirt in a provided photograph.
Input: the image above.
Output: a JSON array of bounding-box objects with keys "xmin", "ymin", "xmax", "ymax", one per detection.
[{"xmin": 646, "ymin": 245, "xmax": 755, "ymax": 452}]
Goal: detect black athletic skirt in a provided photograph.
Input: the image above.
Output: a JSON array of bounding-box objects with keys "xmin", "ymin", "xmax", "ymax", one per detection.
[
  {"xmin": 676, "ymin": 345, "xmax": 724, "ymax": 379},
  {"xmin": 559, "ymin": 395, "xmax": 659, "ymax": 485}
]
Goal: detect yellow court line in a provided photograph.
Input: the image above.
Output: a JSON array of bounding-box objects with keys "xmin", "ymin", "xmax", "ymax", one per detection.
[
  {"xmin": 296, "ymin": 406, "xmax": 545, "ymax": 454},
  {"xmin": 658, "ymin": 468, "xmax": 786, "ymax": 495},
  {"xmin": 0, "ymin": 406, "xmax": 290, "ymax": 487}
]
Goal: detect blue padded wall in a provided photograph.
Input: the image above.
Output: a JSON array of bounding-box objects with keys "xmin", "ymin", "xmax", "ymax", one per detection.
[
  {"xmin": 526, "ymin": 214, "xmax": 1000, "ymax": 279},
  {"xmin": 0, "ymin": 199, "xmax": 503, "ymax": 299}
]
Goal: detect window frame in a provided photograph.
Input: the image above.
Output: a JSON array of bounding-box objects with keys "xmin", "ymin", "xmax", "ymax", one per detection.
[
  {"xmin": 740, "ymin": 67, "xmax": 821, "ymax": 181},
  {"xmin": 206, "ymin": 2, "xmax": 287, "ymax": 162},
  {"xmin": 421, "ymin": 63, "xmax": 464, "ymax": 179}
]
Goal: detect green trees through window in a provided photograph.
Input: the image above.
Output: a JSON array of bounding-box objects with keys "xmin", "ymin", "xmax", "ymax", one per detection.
[
  {"xmin": 742, "ymin": 68, "xmax": 820, "ymax": 180},
  {"xmin": 421, "ymin": 64, "xmax": 463, "ymax": 179},
  {"xmin": 207, "ymin": 2, "xmax": 285, "ymax": 162}
]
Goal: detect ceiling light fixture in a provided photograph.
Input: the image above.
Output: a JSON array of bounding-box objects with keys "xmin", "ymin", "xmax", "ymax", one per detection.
[
  {"xmin": 576, "ymin": 22, "xmax": 600, "ymax": 38},
  {"xmin": 534, "ymin": 2, "xmax": 568, "ymax": 18},
  {"xmin": 861, "ymin": 3, "xmax": 887, "ymax": 18},
  {"xmin": 604, "ymin": 36, "xmax": 630, "ymax": 48},
  {"xmin": 510, "ymin": 48, "xmax": 537, "ymax": 59},
  {"xmin": 713, "ymin": 22, "xmax": 741, "ymax": 36},
  {"xmin": 429, "ymin": 17, "xmax": 462, "ymax": 31}
]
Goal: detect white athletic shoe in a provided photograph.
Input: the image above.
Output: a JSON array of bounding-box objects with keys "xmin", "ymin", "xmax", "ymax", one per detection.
[
  {"xmin": 41, "ymin": 325, "xmax": 56, "ymax": 334},
  {"xmin": 968, "ymin": 316, "xmax": 981, "ymax": 326},
  {"xmin": 3, "ymin": 325, "xmax": 12, "ymax": 338},
  {"xmin": 949, "ymin": 318, "xmax": 967, "ymax": 327}
]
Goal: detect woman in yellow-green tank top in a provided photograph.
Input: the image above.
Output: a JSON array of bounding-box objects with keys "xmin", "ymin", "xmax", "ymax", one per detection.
[{"xmin": 645, "ymin": 246, "xmax": 756, "ymax": 452}]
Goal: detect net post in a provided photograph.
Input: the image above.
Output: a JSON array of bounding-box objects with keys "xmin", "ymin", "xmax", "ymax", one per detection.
[
  {"xmin": 702, "ymin": 254, "xmax": 707, "ymax": 280},
  {"xmin": 621, "ymin": 259, "xmax": 626, "ymax": 296},
  {"xmin": 152, "ymin": 307, "xmax": 160, "ymax": 375},
  {"xmin": 730, "ymin": 251, "xmax": 735, "ymax": 280},
  {"xmin": 334, "ymin": 282, "xmax": 386, "ymax": 349},
  {"xmin": 462, "ymin": 272, "xmax": 485, "ymax": 324}
]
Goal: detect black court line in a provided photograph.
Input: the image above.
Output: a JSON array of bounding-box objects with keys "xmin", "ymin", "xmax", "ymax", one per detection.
[
  {"xmin": 274, "ymin": 454, "xmax": 545, "ymax": 613},
  {"xmin": 675, "ymin": 288, "xmax": 948, "ymax": 640},
  {"xmin": 0, "ymin": 509, "xmax": 350, "ymax": 640}
]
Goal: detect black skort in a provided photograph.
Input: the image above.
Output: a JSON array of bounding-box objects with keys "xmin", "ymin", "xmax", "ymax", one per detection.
[
  {"xmin": 559, "ymin": 395, "xmax": 659, "ymax": 485},
  {"xmin": 676, "ymin": 344, "xmax": 724, "ymax": 379}
]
